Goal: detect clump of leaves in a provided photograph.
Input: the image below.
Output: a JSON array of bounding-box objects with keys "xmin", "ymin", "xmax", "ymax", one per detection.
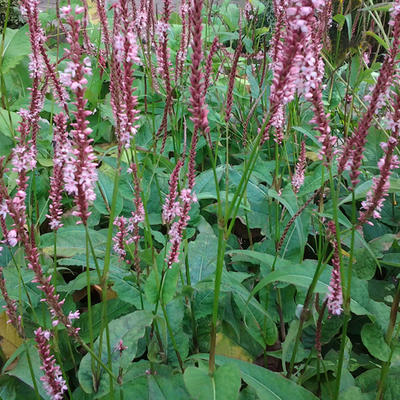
[{"xmin": 0, "ymin": 0, "xmax": 24, "ymax": 32}]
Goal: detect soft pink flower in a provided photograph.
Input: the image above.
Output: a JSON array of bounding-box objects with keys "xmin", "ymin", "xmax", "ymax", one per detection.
[
  {"xmin": 35, "ymin": 328, "xmax": 68, "ymax": 400},
  {"xmin": 292, "ymin": 141, "xmax": 306, "ymax": 194},
  {"xmin": 326, "ymin": 222, "xmax": 343, "ymax": 315}
]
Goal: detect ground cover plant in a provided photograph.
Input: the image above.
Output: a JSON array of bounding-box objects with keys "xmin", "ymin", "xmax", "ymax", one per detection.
[{"xmin": 0, "ymin": 0, "xmax": 399, "ymax": 398}]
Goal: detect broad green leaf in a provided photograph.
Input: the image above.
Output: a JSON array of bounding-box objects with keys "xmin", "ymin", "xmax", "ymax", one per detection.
[
  {"xmin": 247, "ymin": 261, "xmax": 331, "ymax": 299},
  {"xmin": 350, "ymin": 277, "xmax": 391, "ymax": 330},
  {"xmin": 188, "ymin": 232, "xmax": 218, "ymax": 285},
  {"xmin": 0, "ymin": 109, "xmax": 20, "ymax": 138},
  {"xmin": 193, "ymin": 355, "xmax": 319, "ymax": 399},
  {"xmin": 78, "ymin": 310, "xmax": 153, "ymax": 395},
  {"xmin": 353, "ymin": 247, "xmax": 377, "ymax": 280},
  {"xmin": 40, "ymin": 226, "xmax": 107, "ymax": 257},
  {"xmin": 164, "ymin": 298, "xmax": 190, "ymax": 365},
  {"xmin": 361, "ymin": 323, "xmax": 390, "ymax": 362},
  {"xmin": 1, "ymin": 27, "xmax": 31, "ymax": 75},
  {"xmin": 5, "ymin": 341, "xmax": 48, "ymax": 399},
  {"xmin": 356, "ymin": 367, "xmax": 400, "ymax": 399},
  {"xmin": 94, "ymin": 170, "xmax": 123, "ymax": 216},
  {"xmin": 184, "ymin": 364, "xmax": 240, "ymax": 400},
  {"xmin": 123, "ymin": 361, "xmax": 190, "ymax": 399},
  {"xmin": 184, "ymin": 367, "xmax": 214, "ymax": 400},
  {"xmin": 281, "ymin": 320, "xmax": 309, "ymax": 374},
  {"xmin": 76, "ymin": 299, "xmax": 134, "ymax": 343},
  {"xmin": 339, "ymin": 178, "xmax": 400, "ymax": 205},
  {"xmin": 144, "ymin": 263, "xmax": 179, "ymax": 305}
]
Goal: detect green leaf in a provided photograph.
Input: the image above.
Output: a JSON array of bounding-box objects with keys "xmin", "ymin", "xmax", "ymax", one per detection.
[
  {"xmin": 78, "ymin": 310, "xmax": 153, "ymax": 395},
  {"xmin": 1, "ymin": 27, "xmax": 31, "ymax": 75},
  {"xmin": 40, "ymin": 226, "xmax": 107, "ymax": 257},
  {"xmin": 333, "ymin": 14, "xmax": 346, "ymax": 27},
  {"xmin": 184, "ymin": 364, "xmax": 241, "ymax": 400},
  {"xmin": 5, "ymin": 341, "xmax": 48, "ymax": 399},
  {"xmin": 350, "ymin": 277, "xmax": 391, "ymax": 330},
  {"xmin": 339, "ymin": 178, "xmax": 400, "ymax": 205},
  {"xmin": 184, "ymin": 367, "xmax": 214, "ymax": 400},
  {"xmin": 193, "ymin": 355, "xmax": 319, "ymax": 399},
  {"xmin": 365, "ymin": 30, "xmax": 389, "ymax": 51},
  {"xmin": 247, "ymin": 261, "xmax": 331, "ymax": 299},
  {"xmin": 188, "ymin": 231, "xmax": 218, "ymax": 285},
  {"xmin": 94, "ymin": 170, "xmax": 123, "ymax": 216},
  {"xmin": 353, "ymin": 247, "xmax": 377, "ymax": 280},
  {"xmin": 361, "ymin": 323, "xmax": 391, "ymax": 362},
  {"xmin": 123, "ymin": 361, "xmax": 190, "ymax": 399},
  {"xmin": 356, "ymin": 367, "xmax": 400, "ymax": 399},
  {"xmin": 144, "ymin": 263, "xmax": 179, "ymax": 305},
  {"xmin": 0, "ymin": 109, "xmax": 20, "ymax": 137}
]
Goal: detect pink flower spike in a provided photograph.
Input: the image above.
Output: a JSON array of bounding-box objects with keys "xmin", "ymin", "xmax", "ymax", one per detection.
[
  {"xmin": 292, "ymin": 141, "xmax": 306, "ymax": 194},
  {"xmin": 35, "ymin": 327, "xmax": 68, "ymax": 400},
  {"xmin": 326, "ymin": 222, "xmax": 343, "ymax": 316}
]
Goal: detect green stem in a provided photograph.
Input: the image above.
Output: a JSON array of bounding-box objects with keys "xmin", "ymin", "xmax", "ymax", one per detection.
[
  {"xmin": 333, "ymin": 188, "xmax": 356, "ymax": 399},
  {"xmin": 209, "ymin": 227, "xmax": 226, "ymax": 375},
  {"xmin": 376, "ymin": 280, "xmax": 400, "ymax": 400}
]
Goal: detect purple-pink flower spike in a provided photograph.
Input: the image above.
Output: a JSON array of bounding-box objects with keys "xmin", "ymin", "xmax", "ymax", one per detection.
[
  {"xmin": 0, "ymin": 162, "xmax": 80, "ymax": 338},
  {"xmin": 326, "ymin": 221, "xmax": 343, "ymax": 316},
  {"xmin": 292, "ymin": 141, "xmax": 306, "ymax": 194},
  {"xmin": 0, "ymin": 267, "xmax": 23, "ymax": 337},
  {"xmin": 338, "ymin": 1, "xmax": 400, "ymax": 185},
  {"xmin": 358, "ymin": 90, "xmax": 400, "ymax": 226},
  {"xmin": 189, "ymin": 0, "xmax": 211, "ymax": 143},
  {"xmin": 260, "ymin": 0, "xmax": 324, "ymax": 145},
  {"xmin": 47, "ymin": 113, "xmax": 69, "ymax": 231},
  {"xmin": 112, "ymin": 0, "xmax": 141, "ymax": 152},
  {"xmin": 162, "ymin": 159, "xmax": 184, "ymax": 224},
  {"xmin": 225, "ymin": 41, "xmax": 242, "ymax": 123},
  {"xmin": 203, "ymin": 37, "xmax": 219, "ymax": 96},
  {"xmin": 164, "ymin": 0, "xmax": 207, "ymax": 268},
  {"xmin": 34, "ymin": 328, "xmax": 67, "ymax": 400},
  {"xmin": 60, "ymin": 7, "xmax": 98, "ymax": 226}
]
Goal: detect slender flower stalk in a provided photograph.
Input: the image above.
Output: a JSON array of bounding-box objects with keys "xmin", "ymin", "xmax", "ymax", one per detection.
[
  {"xmin": 156, "ymin": 0, "xmax": 173, "ymax": 153},
  {"xmin": 95, "ymin": 0, "xmax": 111, "ymax": 58},
  {"xmin": 326, "ymin": 221, "xmax": 343, "ymax": 316},
  {"xmin": 34, "ymin": 328, "xmax": 67, "ymax": 400},
  {"xmin": 19, "ymin": 0, "xmax": 46, "ymax": 148},
  {"xmin": 175, "ymin": 0, "xmax": 190, "ymax": 83},
  {"xmin": 203, "ymin": 37, "xmax": 219, "ymax": 96},
  {"xmin": 128, "ymin": 163, "xmax": 145, "ymax": 273},
  {"xmin": 225, "ymin": 41, "xmax": 242, "ymax": 123},
  {"xmin": 276, "ymin": 189, "xmax": 319, "ymax": 254},
  {"xmin": 292, "ymin": 140, "xmax": 306, "ymax": 194}
]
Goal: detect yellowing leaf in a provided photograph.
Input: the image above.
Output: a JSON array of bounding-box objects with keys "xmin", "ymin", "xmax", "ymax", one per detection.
[
  {"xmin": 341, "ymin": 249, "xmax": 351, "ymax": 258},
  {"xmin": 306, "ymin": 151, "xmax": 320, "ymax": 162},
  {"xmin": 87, "ymin": 0, "xmax": 99, "ymax": 24},
  {"xmin": 215, "ymin": 332, "xmax": 253, "ymax": 363},
  {"xmin": 0, "ymin": 312, "xmax": 23, "ymax": 359}
]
